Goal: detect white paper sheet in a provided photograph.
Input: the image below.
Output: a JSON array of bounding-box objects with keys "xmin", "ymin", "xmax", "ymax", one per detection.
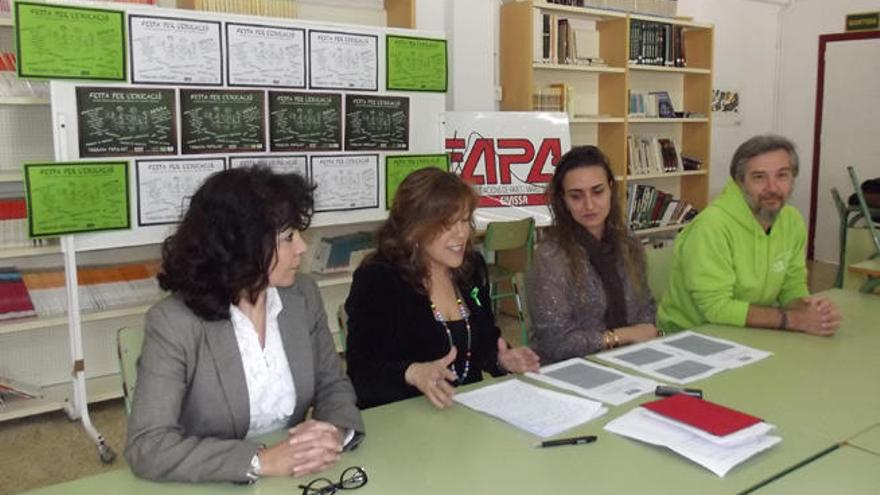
[
  {"xmin": 454, "ymin": 379, "xmax": 607, "ymax": 438},
  {"xmin": 596, "ymin": 331, "xmax": 772, "ymax": 384},
  {"xmin": 604, "ymin": 407, "xmax": 781, "ymax": 477},
  {"xmin": 527, "ymin": 358, "xmax": 659, "ymax": 406}
]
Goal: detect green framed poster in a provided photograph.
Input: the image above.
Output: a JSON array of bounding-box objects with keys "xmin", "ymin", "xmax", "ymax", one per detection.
[
  {"xmin": 15, "ymin": 2, "xmax": 126, "ymax": 81},
  {"xmin": 385, "ymin": 154, "xmax": 449, "ymax": 208},
  {"xmin": 24, "ymin": 162, "xmax": 130, "ymax": 237},
  {"xmin": 386, "ymin": 35, "xmax": 447, "ymax": 92}
]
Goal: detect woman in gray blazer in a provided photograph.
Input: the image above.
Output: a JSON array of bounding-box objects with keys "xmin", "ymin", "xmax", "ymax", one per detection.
[{"xmin": 125, "ymin": 167, "xmax": 364, "ymax": 483}]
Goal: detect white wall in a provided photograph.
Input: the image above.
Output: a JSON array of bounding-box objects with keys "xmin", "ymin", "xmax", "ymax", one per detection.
[
  {"xmin": 777, "ymin": 0, "xmax": 880, "ymax": 218},
  {"xmin": 676, "ymin": 0, "xmax": 783, "ymax": 199},
  {"xmin": 415, "ymin": 0, "xmax": 499, "ymax": 111}
]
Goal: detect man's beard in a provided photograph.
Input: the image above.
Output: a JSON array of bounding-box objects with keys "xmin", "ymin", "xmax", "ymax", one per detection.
[{"xmin": 745, "ymin": 193, "xmax": 785, "ymax": 225}]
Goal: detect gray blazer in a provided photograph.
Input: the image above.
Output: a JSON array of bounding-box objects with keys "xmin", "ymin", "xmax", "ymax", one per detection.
[{"xmin": 125, "ymin": 275, "xmax": 364, "ymax": 483}]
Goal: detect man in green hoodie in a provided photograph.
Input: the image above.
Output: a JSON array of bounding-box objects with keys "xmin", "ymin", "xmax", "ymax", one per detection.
[{"xmin": 658, "ymin": 134, "xmax": 841, "ymax": 335}]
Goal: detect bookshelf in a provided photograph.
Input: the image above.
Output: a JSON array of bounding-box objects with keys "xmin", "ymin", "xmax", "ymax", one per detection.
[
  {"xmin": 500, "ymin": 1, "xmax": 713, "ymax": 236},
  {"xmin": 0, "ymin": 245, "xmax": 61, "ymax": 260}
]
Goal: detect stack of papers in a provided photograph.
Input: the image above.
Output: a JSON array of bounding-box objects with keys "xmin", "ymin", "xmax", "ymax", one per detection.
[
  {"xmin": 604, "ymin": 395, "xmax": 781, "ymax": 477},
  {"xmin": 527, "ymin": 358, "xmax": 659, "ymax": 406},
  {"xmin": 597, "ymin": 331, "xmax": 772, "ymax": 384},
  {"xmin": 454, "ymin": 379, "xmax": 607, "ymax": 437}
]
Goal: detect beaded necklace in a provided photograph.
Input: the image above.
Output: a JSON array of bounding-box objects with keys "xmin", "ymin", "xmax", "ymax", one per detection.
[{"xmin": 429, "ymin": 295, "xmax": 472, "ymax": 384}]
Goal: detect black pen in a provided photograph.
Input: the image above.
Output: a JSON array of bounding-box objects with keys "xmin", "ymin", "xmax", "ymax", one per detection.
[{"xmin": 535, "ymin": 435, "xmax": 597, "ymax": 448}]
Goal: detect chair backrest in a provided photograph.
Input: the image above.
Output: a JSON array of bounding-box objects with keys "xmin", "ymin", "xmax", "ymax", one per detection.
[
  {"xmin": 830, "ymin": 187, "xmax": 848, "ymax": 218},
  {"xmin": 336, "ymin": 303, "xmax": 348, "ymax": 353},
  {"xmin": 482, "ymin": 217, "xmax": 536, "ymax": 266},
  {"xmin": 645, "ymin": 242, "xmax": 675, "ymax": 303},
  {"xmin": 847, "ymin": 166, "xmax": 880, "ymax": 256},
  {"xmin": 117, "ymin": 326, "xmax": 145, "ymax": 416}
]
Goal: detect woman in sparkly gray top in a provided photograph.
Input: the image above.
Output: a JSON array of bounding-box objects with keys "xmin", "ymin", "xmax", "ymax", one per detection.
[{"xmin": 526, "ymin": 146, "xmax": 659, "ymax": 363}]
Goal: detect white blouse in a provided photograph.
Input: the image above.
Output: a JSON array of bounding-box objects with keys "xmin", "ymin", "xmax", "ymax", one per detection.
[{"xmin": 230, "ymin": 287, "xmax": 297, "ymax": 439}]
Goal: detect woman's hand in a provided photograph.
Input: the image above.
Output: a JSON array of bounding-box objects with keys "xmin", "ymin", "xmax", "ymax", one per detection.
[
  {"xmin": 258, "ymin": 420, "xmax": 343, "ymax": 478},
  {"xmin": 404, "ymin": 347, "xmax": 458, "ymax": 409},
  {"xmin": 496, "ymin": 338, "xmax": 541, "ymax": 373},
  {"xmin": 614, "ymin": 323, "xmax": 659, "ymax": 346}
]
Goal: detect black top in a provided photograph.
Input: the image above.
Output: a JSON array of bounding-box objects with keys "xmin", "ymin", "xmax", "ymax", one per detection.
[{"xmin": 345, "ymin": 252, "xmax": 504, "ymax": 409}]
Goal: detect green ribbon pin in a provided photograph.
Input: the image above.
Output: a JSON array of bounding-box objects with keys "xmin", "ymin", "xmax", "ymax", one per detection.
[{"xmin": 470, "ymin": 287, "xmax": 482, "ymax": 307}]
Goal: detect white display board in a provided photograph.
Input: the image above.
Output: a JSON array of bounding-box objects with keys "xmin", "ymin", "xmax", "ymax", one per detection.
[{"xmin": 45, "ymin": 0, "xmax": 445, "ymax": 252}]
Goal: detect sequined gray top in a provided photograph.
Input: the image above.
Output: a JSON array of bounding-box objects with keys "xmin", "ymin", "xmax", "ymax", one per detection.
[{"xmin": 525, "ymin": 236, "xmax": 656, "ymax": 363}]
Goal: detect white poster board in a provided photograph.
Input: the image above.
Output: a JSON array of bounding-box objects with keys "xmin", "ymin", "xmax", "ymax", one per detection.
[
  {"xmin": 443, "ymin": 111, "xmax": 571, "ymax": 229},
  {"xmin": 43, "ymin": 1, "xmax": 446, "ymax": 252}
]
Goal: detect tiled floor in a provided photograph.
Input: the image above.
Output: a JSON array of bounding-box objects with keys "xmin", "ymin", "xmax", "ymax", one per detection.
[{"xmin": 0, "ymin": 260, "xmax": 849, "ymax": 495}]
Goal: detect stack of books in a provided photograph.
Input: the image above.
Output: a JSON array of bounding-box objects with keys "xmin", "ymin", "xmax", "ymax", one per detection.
[
  {"xmin": 627, "ymin": 136, "xmax": 683, "ymax": 175},
  {"xmin": 626, "ymin": 184, "xmax": 697, "ymax": 231},
  {"xmin": 0, "ymin": 198, "xmax": 52, "ymax": 249},
  {"xmin": 605, "ymin": 394, "xmax": 781, "ymax": 477},
  {"xmin": 0, "ymin": 267, "xmax": 37, "ymax": 321},
  {"xmin": 19, "ymin": 261, "xmax": 163, "ymax": 317},
  {"xmin": 178, "ymin": 0, "xmax": 296, "ymax": 17}
]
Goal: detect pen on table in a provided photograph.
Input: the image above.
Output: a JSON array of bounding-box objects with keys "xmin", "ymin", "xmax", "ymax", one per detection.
[{"xmin": 535, "ymin": 435, "xmax": 597, "ymax": 448}]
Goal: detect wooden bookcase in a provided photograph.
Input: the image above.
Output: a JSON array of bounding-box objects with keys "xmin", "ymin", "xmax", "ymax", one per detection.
[{"xmin": 500, "ymin": 1, "xmax": 714, "ymax": 236}]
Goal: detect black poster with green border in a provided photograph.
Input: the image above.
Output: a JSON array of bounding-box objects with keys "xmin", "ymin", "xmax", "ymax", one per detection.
[
  {"xmin": 76, "ymin": 87, "xmax": 177, "ymax": 157},
  {"xmin": 269, "ymin": 91, "xmax": 342, "ymax": 151},
  {"xmin": 180, "ymin": 89, "xmax": 266, "ymax": 154},
  {"xmin": 344, "ymin": 94, "xmax": 409, "ymax": 151}
]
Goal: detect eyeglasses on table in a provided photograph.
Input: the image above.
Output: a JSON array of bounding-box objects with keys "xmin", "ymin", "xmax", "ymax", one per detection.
[{"xmin": 299, "ymin": 466, "xmax": 368, "ymax": 495}]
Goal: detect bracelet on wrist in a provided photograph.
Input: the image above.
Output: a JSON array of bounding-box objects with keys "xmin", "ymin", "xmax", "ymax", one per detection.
[{"xmin": 779, "ymin": 309, "xmax": 789, "ymax": 330}]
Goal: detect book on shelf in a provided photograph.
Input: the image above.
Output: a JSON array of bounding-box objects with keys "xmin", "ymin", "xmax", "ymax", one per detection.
[
  {"xmin": 627, "ymin": 135, "xmax": 682, "ymax": 175},
  {"xmin": 0, "ymin": 267, "xmax": 37, "ymax": 321},
  {"xmin": 629, "ymin": 91, "xmax": 676, "ymax": 118},
  {"xmin": 311, "ymin": 232, "xmax": 375, "ymax": 274},
  {"xmin": 14, "ymin": 261, "xmax": 162, "ymax": 318},
  {"xmin": 681, "ymin": 155, "xmax": 703, "ymax": 171},
  {"xmin": 533, "ymin": 11, "xmax": 604, "ymax": 66},
  {"xmin": 626, "ymin": 184, "xmax": 697, "ymax": 231},
  {"xmin": 0, "ymin": 198, "xmax": 52, "ymax": 250},
  {"xmin": 628, "ymin": 19, "xmax": 686, "ymax": 67}
]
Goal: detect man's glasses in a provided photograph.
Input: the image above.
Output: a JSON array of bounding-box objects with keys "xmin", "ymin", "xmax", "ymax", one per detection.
[{"xmin": 299, "ymin": 466, "xmax": 368, "ymax": 495}]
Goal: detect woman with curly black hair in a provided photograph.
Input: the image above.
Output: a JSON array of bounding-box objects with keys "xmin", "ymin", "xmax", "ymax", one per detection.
[
  {"xmin": 125, "ymin": 167, "xmax": 363, "ymax": 484},
  {"xmin": 344, "ymin": 168, "xmax": 539, "ymax": 410}
]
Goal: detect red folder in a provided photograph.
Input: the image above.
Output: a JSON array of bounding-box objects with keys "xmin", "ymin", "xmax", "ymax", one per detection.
[{"xmin": 641, "ymin": 394, "xmax": 762, "ymax": 437}]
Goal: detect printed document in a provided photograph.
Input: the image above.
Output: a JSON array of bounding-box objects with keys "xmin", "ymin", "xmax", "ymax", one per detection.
[
  {"xmin": 596, "ymin": 331, "xmax": 772, "ymax": 384},
  {"xmin": 454, "ymin": 379, "xmax": 607, "ymax": 438},
  {"xmin": 527, "ymin": 358, "xmax": 659, "ymax": 406}
]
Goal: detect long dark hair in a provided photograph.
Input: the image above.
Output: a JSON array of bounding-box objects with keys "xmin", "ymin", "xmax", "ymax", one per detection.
[
  {"xmin": 547, "ymin": 146, "xmax": 645, "ymax": 293},
  {"xmin": 370, "ymin": 168, "xmax": 478, "ymax": 293},
  {"xmin": 158, "ymin": 167, "xmax": 314, "ymax": 320}
]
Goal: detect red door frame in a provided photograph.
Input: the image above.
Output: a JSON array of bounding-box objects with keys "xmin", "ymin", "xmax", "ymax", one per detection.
[{"xmin": 808, "ymin": 30, "xmax": 880, "ymax": 260}]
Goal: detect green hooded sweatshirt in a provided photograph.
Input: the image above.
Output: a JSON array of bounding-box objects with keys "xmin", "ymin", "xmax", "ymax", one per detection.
[{"xmin": 657, "ymin": 178, "xmax": 809, "ymax": 332}]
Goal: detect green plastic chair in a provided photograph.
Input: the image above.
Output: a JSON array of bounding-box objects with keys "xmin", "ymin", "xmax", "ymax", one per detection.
[
  {"xmin": 116, "ymin": 326, "xmax": 144, "ymax": 416},
  {"xmin": 645, "ymin": 242, "xmax": 675, "ymax": 303},
  {"xmin": 481, "ymin": 217, "xmax": 536, "ymax": 345},
  {"xmin": 847, "ymin": 166, "xmax": 880, "ymax": 293}
]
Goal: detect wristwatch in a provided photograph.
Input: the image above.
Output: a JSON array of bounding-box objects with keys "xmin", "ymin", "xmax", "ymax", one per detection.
[{"xmin": 245, "ymin": 446, "xmax": 264, "ymax": 482}]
